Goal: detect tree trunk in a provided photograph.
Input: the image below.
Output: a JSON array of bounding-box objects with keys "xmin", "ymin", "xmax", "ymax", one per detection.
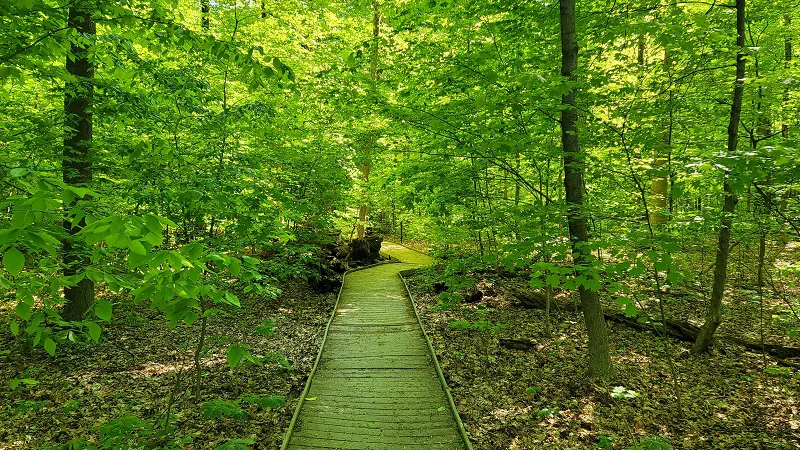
[
  {"xmin": 558, "ymin": 0, "xmax": 612, "ymax": 378},
  {"xmin": 692, "ymin": 0, "xmax": 746, "ymax": 354},
  {"xmin": 782, "ymin": 15, "xmax": 791, "ymax": 138},
  {"xmin": 62, "ymin": 4, "xmax": 96, "ymax": 321},
  {"xmin": 357, "ymin": 0, "xmax": 380, "ymax": 239},
  {"xmin": 650, "ymin": 48, "xmax": 672, "ymax": 225},
  {"xmin": 201, "ymin": 0, "xmax": 210, "ymax": 29}
]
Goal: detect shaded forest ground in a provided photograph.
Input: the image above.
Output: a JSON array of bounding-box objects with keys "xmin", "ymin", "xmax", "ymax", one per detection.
[
  {"xmin": 0, "ymin": 281, "xmax": 335, "ymax": 449},
  {"xmin": 407, "ymin": 269, "xmax": 800, "ymax": 450}
]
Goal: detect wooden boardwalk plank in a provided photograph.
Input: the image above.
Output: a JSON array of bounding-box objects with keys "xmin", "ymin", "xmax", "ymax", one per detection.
[{"xmin": 284, "ymin": 243, "xmax": 467, "ymax": 450}]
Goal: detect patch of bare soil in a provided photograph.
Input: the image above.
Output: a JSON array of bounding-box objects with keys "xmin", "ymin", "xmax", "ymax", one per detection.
[{"xmin": 0, "ymin": 280, "xmax": 335, "ymax": 449}]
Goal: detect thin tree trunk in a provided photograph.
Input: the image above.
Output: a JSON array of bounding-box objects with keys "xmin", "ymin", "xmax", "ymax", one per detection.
[
  {"xmin": 692, "ymin": 0, "xmax": 746, "ymax": 354},
  {"xmin": 650, "ymin": 48, "xmax": 672, "ymax": 225},
  {"xmin": 201, "ymin": 0, "xmax": 210, "ymax": 29},
  {"xmin": 62, "ymin": 4, "xmax": 95, "ymax": 321},
  {"xmin": 357, "ymin": 0, "xmax": 380, "ymax": 239},
  {"xmin": 194, "ymin": 313, "xmax": 208, "ymax": 403},
  {"xmin": 782, "ymin": 15, "xmax": 791, "ymax": 139},
  {"xmin": 559, "ymin": 0, "xmax": 612, "ymax": 378}
]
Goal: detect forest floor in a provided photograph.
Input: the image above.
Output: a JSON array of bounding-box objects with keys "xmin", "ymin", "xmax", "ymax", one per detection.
[
  {"xmin": 407, "ymin": 275, "xmax": 800, "ymax": 450},
  {"xmin": 0, "ymin": 281, "xmax": 336, "ymax": 449}
]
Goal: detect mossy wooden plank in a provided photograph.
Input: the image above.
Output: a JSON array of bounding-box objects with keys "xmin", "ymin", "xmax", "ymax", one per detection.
[{"xmin": 285, "ymin": 243, "xmax": 465, "ymax": 450}]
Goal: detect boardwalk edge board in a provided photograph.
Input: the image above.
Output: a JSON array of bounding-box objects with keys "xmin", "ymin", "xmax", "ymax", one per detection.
[{"xmin": 280, "ymin": 259, "xmax": 400, "ymax": 450}]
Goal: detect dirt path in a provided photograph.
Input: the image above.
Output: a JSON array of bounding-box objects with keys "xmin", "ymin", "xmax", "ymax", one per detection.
[{"xmin": 282, "ymin": 243, "xmax": 467, "ymax": 449}]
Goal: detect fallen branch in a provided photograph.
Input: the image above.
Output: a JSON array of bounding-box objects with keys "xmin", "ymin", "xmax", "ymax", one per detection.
[{"xmin": 506, "ymin": 287, "xmax": 800, "ymax": 360}]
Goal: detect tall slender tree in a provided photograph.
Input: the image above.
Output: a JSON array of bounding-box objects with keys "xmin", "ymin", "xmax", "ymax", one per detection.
[
  {"xmin": 356, "ymin": 0, "xmax": 381, "ymax": 239},
  {"xmin": 62, "ymin": 3, "xmax": 95, "ymax": 321},
  {"xmin": 558, "ymin": 0, "xmax": 612, "ymax": 378},
  {"xmin": 692, "ymin": 0, "xmax": 747, "ymax": 353},
  {"xmin": 650, "ymin": 48, "xmax": 673, "ymax": 225},
  {"xmin": 201, "ymin": 0, "xmax": 210, "ymax": 29}
]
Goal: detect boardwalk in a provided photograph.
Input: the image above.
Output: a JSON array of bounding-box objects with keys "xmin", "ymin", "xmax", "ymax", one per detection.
[{"xmin": 282, "ymin": 243, "xmax": 467, "ymax": 450}]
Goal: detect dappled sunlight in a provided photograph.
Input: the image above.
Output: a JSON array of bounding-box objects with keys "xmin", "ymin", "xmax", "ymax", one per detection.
[{"xmin": 129, "ymin": 361, "xmax": 181, "ymax": 378}]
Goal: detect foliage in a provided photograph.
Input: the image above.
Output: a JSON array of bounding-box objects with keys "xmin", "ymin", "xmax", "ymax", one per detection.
[
  {"xmin": 200, "ymin": 399, "xmax": 248, "ymax": 421},
  {"xmin": 449, "ymin": 319, "xmax": 507, "ymax": 334}
]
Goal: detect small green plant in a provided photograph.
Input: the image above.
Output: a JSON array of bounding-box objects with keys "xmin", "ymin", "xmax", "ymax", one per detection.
[
  {"xmin": 200, "ymin": 399, "xmax": 248, "ymax": 421},
  {"xmin": 433, "ymin": 291, "xmax": 463, "ymax": 311},
  {"xmin": 12, "ymin": 399, "xmax": 48, "ymax": 415},
  {"xmin": 63, "ymin": 398, "xmax": 82, "ymax": 415},
  {"xmin": 264, "ymin": 350, "xmax": 295, "ymax": 370},
  {"xmin": 525, "ymin": 386, "xmax": 542, "ymax": 398},
  {"xmin": 610, "ymin": 386, "xmax": 639, "ymax": 399},
  {"xmin": 536, "ymin": 407, "xmax": 558, "ymax": 418},
  {"xmin": 628, "ymin": 436, "xmax": 672, "ymax": 450},
  {"xmin": 449, "ymin": 319, "xmax": 507, "ymax": 334},
  {"xmin": 9, "ymin": 376, "xmax": 38, "ymax": 390},
  {"xmin": 253, "ymin": 319, "xmax": 275, "ymax": 336},
  {"xmin": 765, "ymin": 365, "xmax": 792, "ymax": 377},
  {"xmin": 597, "ymin": 435, "xmax": 614, "ymax": 450},
  {"xmin": 99, "ymin": 414, "xmax": 153, "ymax": 448},
  {"xmin": 239, "ymin": 393, "xmax": 286, "ymax": 409},
  {"xmin": 216, "ymin": 438, "xmax": 256, "ymax": 450}
]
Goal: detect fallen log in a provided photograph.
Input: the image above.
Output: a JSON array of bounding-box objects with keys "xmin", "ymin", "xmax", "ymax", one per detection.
[
  {"xmin": 507, "ymin": 287, "xmax": 575, "ymax": 312},
  {"xmin": 506, "ymin": 287, "xmax": 800, "ymax": 360},
  {"xmin": 499, "ymin": 338, "xmax": 538, "ymax": 351}
]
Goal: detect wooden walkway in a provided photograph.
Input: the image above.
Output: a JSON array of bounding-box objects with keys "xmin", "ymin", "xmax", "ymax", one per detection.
[{"xmin": 282, "ymin": 243, "xmax": 468, "ymax": 450}]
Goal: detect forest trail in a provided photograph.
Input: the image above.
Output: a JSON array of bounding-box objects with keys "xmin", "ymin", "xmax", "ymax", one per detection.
[{"xmin": 282, "ymin": 243, "xmax": 468, "ymax": 450}]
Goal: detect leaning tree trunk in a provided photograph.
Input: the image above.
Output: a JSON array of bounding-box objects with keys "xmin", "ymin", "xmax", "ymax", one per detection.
[
  {"xmin": 62, "ymin": 4, "xmax": 95, "ymax": 321},
  {"xmin": 558, "ymin": 0, "xmax": 612, "ymax": 378},
  {"xmin": 692, "ymin": 0, "xmax": 746, "ymax": 354}
]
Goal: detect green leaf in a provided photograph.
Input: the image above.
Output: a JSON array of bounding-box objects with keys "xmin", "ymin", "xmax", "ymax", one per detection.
[
  {"xmin": 10, "ymin": 320, "xmax": 19, "ymax": 336},
  {"xmin": 95, "ymin": 299, "xmax": 112, "ymax": 321},
  {"xmin": 44, "ymin": 338, "xmax": 56, "ymax": 356},
  {"xmin": 228, "ymin": 258, "xmax": 242, "ymax": 276},
  {"xmin": 227, "ymin": 344, "xmax": 245, "ymax": 369},
  {"xmin": 16, "ymin": 302, "xmax": 31, "ymax": 321},
  {"xmin": 86, "ymin": 321, "xmax": 101, "ymax": 342},
  {"xmin": 225, "ymin": 292, "xmax": 241, "ymax": 307},
  {"xmin": 3, "ymin": 247, "xmax": 24, "ymax": 277},
  {"xmin": 129, "ymin": 240, "xmax": 147, "ymax": 256},
  {"xmin": 145, "ymin": 215, "xmax": 162, "ymax": 235}
]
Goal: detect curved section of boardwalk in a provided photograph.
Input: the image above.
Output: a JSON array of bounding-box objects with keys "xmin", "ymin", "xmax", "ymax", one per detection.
[{"xmin": 284, "ymin": 243, "xmax": 465, "ymax": 450}]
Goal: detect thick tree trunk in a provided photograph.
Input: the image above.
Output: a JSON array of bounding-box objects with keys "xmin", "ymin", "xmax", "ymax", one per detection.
[
  {"xmin": 692, "ymin": 0, "xmax": 746, "ymax": 354},
  {"xmin": 558, "ymin": 0, "xmax": 612, "ymax": 379},
  {"xmin": 62, "ymin": 4, "xmax": 95, "ymax": 321}
]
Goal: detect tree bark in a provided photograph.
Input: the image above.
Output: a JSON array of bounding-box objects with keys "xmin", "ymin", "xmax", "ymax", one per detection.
[
  {"xmin": 201, "ymin": 0, "xmax": 210, "ymax": 29},
  {"xmin": 783, "ymin": 15, "xmax": 791, "ymax": 138},
  {"xmin": 62, "ymin": 4, "xmax": 95, "ymax": 321},
  {"xmin": 650, "ymin": 48, "xmax": 672, "ymax": 225},
  {"xmin": 559, "ymin": 0, "xmax": 612, "ymax": 379},
  {"xmin": 357, "ymin": 0, "xmax": 380, "ymax": 239},
  {"xmin": 692, "ymin": 0, "xmax": 746, "ymax": 354}
]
